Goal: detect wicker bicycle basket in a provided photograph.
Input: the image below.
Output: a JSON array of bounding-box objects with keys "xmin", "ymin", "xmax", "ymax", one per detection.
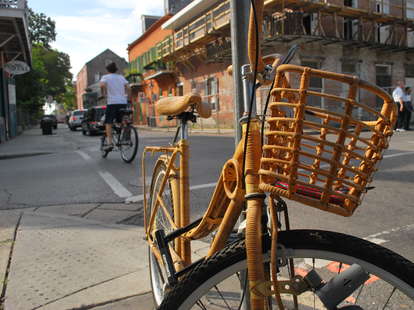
[{"xmin": 259, "ymin": 64, "xmax": 397, "ymax": 216}]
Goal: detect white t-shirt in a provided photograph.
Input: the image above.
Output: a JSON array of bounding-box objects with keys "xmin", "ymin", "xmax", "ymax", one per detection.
[
  {"xmin": 392, "ymin": 86, "xmax": 404, "ymax": 103},
  {"xmin": 403, "ymin": 94, "xmax": 411, "ymax": 102},
  {"xmin": 100, "ymin": 74, "xmax": 128, "ymax": 105}
]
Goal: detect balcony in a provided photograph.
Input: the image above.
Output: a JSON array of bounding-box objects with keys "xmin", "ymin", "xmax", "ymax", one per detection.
[
  {"xmin": 156, "ymin": 1, "xmax": 231, "ymax": 60},
  {"xmin": 143, "ymin": 61, "xmax": 176, "ymax": 81},
  {"xmin": 262, "ymin": 2, "xmax": 414, "ymax": 51},
  {"xmin": 127, "ymin": 73, "xmax": 144, "ymax": 91},
  {"xmin": 0, "ymin": 0, "xmax": 31, "ymax": 65}
]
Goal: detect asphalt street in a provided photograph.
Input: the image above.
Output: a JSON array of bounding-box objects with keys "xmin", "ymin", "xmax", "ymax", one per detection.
[
  {"xmin": 1, "ymin": 124, "xmax": 413, "ymax": 260},
  {"xmin": 0, "ymin": 123, "xmax": 413, "ymax": 309}
]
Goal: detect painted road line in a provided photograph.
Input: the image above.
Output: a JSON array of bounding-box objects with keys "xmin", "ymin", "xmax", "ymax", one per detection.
[
  {"xmin": 125, "ymin": 182, "xmax": 217, "ymax": 203},
  {"xmin": 363, "ymin": 223, "xmax": 414, "ymax": 246},
  {"xmin": 99, "ymin": 171, "xmax": 133, "ymax": 198},
  {"xmin": 189, "ymin": 182, "xmax": 217, "ymax": 190},
  {"xmin": 75, "ymin": 150, "xmax": 92, "ymax": 161},
  {"xmin": 363, "ymin": 237, "xmax": 388, "ymax": 245},
  {"xmin": 383, "ymin": 151, "xmax": 414, "ymax": 159}
]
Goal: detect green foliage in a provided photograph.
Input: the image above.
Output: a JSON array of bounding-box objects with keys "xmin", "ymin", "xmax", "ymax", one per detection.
[
  {"xmin": 28, "ymin": 8, "xmax": 56, "ymax": 48},
  {"xmin": 16, "ymin": 46, "xmax": 73, "ymax": 114},
  {"xmin": 59, "ymin": 84, "xmax": 77, "ymax": 111},
  {"xmin": 16, "ymin": 9, "xmax": 74, "ymax": 117}
]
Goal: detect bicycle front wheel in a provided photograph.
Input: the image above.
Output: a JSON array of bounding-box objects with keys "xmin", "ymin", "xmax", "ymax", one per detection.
[
  {"xmin": 159, "ymin": 230, "xmax": 414, "ymax": 310},
  {"xmin": 119, "ymin": 125, "xmax": 138, "ymax": 163},
  {"xmin": 148, "ymin": 160, "xmax": 179, "ymax": 307}
]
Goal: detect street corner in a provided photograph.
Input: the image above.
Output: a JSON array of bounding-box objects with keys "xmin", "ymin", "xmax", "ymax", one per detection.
[{"xmin": 3, "ymin": 211, "xmax": 149, "ymax": 310}]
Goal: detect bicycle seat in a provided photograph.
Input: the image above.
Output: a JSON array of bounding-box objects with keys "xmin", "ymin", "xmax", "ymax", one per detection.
[{"xmin": 155, "ymin": 94, "xmax": 211, "ymax": 118}]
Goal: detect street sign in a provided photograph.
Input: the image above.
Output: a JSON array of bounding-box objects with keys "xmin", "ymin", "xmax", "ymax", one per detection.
[{"xmin": 4, "ymin": 60, "xmax": 30, "ymax": 75}]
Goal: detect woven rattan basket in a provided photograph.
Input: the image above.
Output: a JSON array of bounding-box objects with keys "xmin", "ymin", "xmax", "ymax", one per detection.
[{"xmin": 259, "ymin": 64, "xmax": 397, "ymax": 216}]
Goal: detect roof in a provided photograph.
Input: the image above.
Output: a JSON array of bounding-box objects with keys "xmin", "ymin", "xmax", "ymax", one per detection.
[
  {"xmin": 127, "ymin": 15, "xmax": 173, "ymax": 51},
  {"xmin": 85, "ymin": 49, "xmax": 127, "ymax": 66}
]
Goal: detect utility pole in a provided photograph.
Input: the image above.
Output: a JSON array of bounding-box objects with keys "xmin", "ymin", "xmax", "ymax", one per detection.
[{"xmin": 230, "ymin": 0, "xmax": 250, "ymax": 145}]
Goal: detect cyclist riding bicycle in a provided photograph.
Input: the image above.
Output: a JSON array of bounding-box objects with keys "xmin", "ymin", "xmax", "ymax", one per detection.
[{"xmin": 99, "ymin": 62, "xmax": 131, "ymax": 152}]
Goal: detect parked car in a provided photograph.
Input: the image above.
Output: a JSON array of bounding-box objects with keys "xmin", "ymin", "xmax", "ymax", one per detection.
[
  {"xmin": 68, "ymin": 109, "xmax": 87, "ymax": 131},
  {"xmin": 81, "ymin": 106, "xmax": 106, "ymax": 135},
  {"xmin": 40, "ymin": 114, "xmax": 57, "ymax": 129}
]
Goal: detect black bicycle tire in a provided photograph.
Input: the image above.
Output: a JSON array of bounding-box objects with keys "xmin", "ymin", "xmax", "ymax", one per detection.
[
  {"xmin": 148, "ymin": 160, "xmax": 176, "ymax": 307},
  {"xmin": 159, "ymin": 229, "xmax": 414, "ymax": 309},
  {"xmin": 120, "ymin": 125, "xmax": 138, "ymax": 163}
]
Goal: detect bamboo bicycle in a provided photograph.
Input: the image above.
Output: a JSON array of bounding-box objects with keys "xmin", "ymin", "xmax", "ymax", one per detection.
[{"xmin": 142, "ymin": 1, "xmax": 414, "ymax": 309}]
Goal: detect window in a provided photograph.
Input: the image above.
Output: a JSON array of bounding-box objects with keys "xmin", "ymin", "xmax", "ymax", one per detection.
[
  {"xmin": 95, "ymin": 73, "xmax": 101, "ymax": 83},
  {"xmin": 344, "ymin": 0, "xmax": 357, "ymax": 7},
  {"xmin": 343, "ymin": 18, "xmax": 358, "ymax": 40},
  {"xmin": 206, "ymin": 77, "xmax": 219, "ymax": 110},
  {"xmin": 342, "ymin": 62, "xmax": 358, "ymax": 75},
  {"xmin": 301, "ymin": 61, "xmax": 323, "ymax": 110},
  {"xmin": 375, "ymin": 0, "xmax": 390, "ymax": 14},
  {"xmin": 376, "ymin": 64, "xmax": 392, "ymax": 98},
  {"xmin": 408, "ymin": 0, "xmax": 414, "ymax": 19},
  {"xmin": 405, "ymin": 64, "xmax": 414, "ymax": 77}
]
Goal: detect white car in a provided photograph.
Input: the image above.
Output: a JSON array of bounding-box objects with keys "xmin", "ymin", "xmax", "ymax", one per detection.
[{"xmin": 68, "ymin": 109, "xmax": 87, "ymax": 131}]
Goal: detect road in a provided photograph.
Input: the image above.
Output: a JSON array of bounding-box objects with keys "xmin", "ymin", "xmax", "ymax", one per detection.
[{"xmin": 0, "ymin": 123, "xmax": 413, "ymax": 309}]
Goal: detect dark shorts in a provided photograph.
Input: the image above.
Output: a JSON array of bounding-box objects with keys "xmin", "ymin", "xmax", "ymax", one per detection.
[{"xmin": 104, "ymin": 104, "xmax": 127, "ymax": 124}]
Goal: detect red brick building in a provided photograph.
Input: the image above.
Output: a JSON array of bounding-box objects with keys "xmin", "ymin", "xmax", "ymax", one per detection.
[
  {"xmin": 75, "ymin": 49, "xmax": 128, "ymax": 110},
  {"xmin": 127, "ymin": 15, "xmax": 175, "ymax": 127},
  {"xmin": 128, "ymin": 0, "xmax": 414, "ymax": 128}
]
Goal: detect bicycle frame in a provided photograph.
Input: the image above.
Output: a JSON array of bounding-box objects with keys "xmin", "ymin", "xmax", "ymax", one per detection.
[
  {"xmin": 142, "ymin": 60, "xmax": 269, "ymax": 307},
  {"xmin": 142, "ymin": 0, "xmax": 398, "ymax": 308}
]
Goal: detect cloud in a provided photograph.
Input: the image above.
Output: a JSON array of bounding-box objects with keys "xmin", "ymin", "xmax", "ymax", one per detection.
[
  {"xmin": 52, "ymin": 0, "xmax": 164, "ymax": 77},
  {"xmin": 97, "ymin": 0, "xmax": 164, "ymax": 13}
]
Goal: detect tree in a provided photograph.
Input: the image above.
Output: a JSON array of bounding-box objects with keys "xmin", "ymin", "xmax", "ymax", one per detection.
[
  {"xmin": 16, "ymin": 46, "xmax": 73, "ymax": 114},
  {"xmin": 59, "ymin": 84, "xmax": 77, "ymax": 111},
  {"xmin": 16, "ymin": 9, "xmax": 74, "ymax": 118},
  {"xmin": 28, "ymin": 8, "xmax": 56, "ymax": 48}
]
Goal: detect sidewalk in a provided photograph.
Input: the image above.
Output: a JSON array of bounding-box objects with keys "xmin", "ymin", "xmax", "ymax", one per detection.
[
  {"xmin": 0, "ymin": 204, "xmax": 209, "ymax": 310},
  {"xmin": 0, "ymin": 127, "xmax": 68, "ymax": 160}
]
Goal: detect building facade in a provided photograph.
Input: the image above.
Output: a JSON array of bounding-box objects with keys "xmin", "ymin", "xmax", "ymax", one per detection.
[
  {"xmin": 128, "ymin": 0, "xmax": 414, "ymax": 128},
  {"xmin": 0, "ymin": 0, "xmax": 31, "ymax": 142},
  {"xmin": 127, "ymin": 15, "xmax": 175, "ymax": 126},
  {"xmin": 75, "ymin": 49, "xmax": 128, "ymax": 110}
]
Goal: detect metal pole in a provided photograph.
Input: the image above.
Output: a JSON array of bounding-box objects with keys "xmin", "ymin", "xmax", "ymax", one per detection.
[{"xmin": 230, "ymin": 0, "xmax": 250, "ymax": 145}]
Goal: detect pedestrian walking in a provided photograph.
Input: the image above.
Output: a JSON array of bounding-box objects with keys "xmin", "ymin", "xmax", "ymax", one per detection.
[
  {"xmin": 393, "ymin": 81, "xmax": 406, "ymax": 132},
  {"xmin": 403, "ymin": 86, "xmax": 412, "ymax": 131}
]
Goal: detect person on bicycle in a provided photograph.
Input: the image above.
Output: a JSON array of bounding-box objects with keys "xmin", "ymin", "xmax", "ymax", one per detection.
[{"xmin": 99, "ymin": 62, "xmax": 130, "ymax": 151}]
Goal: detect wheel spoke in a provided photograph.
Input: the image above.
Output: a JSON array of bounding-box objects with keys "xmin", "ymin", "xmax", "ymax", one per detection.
[
  {"xmin": 156, "ymin": 232, "xmax": 414, "ymax": 309},
  {"xmin": 157, "ymin": 194, "xmax": 176, "ymax": 229},
  {"xmin": 382, "ymin": 287, "xmax": 397, "ymax": 310},
  {"xmin": 213, "ymin": 285, "xmax": 233, "ymax": 310},
  {"xmin": 195, "ymin": 300, "xmax": 208, "ymax": 310}
]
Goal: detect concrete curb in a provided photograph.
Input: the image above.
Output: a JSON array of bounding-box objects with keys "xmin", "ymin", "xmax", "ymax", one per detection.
[{"xmin": 0, "ymin": 152, "xmax": 53, "ymax": 160}]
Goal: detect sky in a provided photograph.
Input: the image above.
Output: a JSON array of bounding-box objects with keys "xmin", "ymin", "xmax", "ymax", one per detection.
[{"xmin": 29, "ymin": 0, "xmax": 164, "ymax": 78}]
